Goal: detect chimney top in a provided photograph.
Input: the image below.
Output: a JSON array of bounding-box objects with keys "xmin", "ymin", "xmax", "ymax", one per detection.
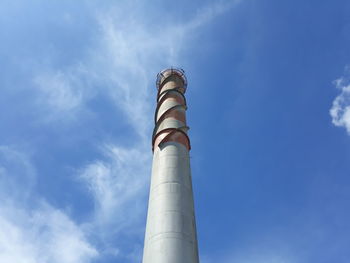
[{"xmin": 156, "ymin": 68, "xmax": 187, "ymax": 91}]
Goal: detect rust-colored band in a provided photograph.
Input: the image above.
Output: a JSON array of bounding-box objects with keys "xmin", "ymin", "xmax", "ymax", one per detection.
[
  {"xmin": 152, "ymin": 127, "xmax": 191, "ymax": 151},
  {"xmin": 154, "ymin": 104, "xmax": 186, "ymax": 126},
  {"xmin": 157, "ymin": 87, "xmax": 186, "ymax": 104},
  {"xmin": 153, "ymin": 70, "xmax": 190, "ymax": 152},
  {"xmin": 152, "ymin": 107, "xmax": 186, "ymax": 140}
]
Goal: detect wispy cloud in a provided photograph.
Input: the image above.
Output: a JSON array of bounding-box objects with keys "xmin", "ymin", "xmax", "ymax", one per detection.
[
  {"xmin": 185, "ymin": 0, "xmax": 243, "ymax": 31},
  {"xmin": 32, "ymin": 64, "xmax": 96, "ymax": 123},
  {"xmin": 0, "ymin": 146, "xmax": 98, "ymax": 263},
  {"xmin": 0, "ymin": 146, "xmax": 36, "ymax": 201},
  {"xmin": 330, "ymin": 66, "xmax": 350, "ymax": 134},
  {"xmin": 31, "ymin": 0, "xmax": 243, "ymax": 131},
  {"xmin": 0, "ymin": 203, "xmax": 98, "ymax": 263},
  {"xmin": 79, "ymin": 144, "xmax": 150, "ymax": 261},
  {"xmin": 80, "ymin": 144, "xmax": 150, "ymax": 229},
  {"xmin": 34, "ymin": 71, "xmax": 84, "ymax": 113},
  {"xmin": 76, "ymin": 1, "xmax": 243, "ymax": 260},
  {"xmin": 75, "ymin": 1, "xmax": 244, "ymax": 261},
  {"xmin": 2, "ymin": 0, "xmax": 243, "ymax": 262}
]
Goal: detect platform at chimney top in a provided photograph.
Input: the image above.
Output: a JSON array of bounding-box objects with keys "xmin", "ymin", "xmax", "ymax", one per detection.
[{"xmin": 156, "ymin": 68, "xmax": 187, "ymax": 91}]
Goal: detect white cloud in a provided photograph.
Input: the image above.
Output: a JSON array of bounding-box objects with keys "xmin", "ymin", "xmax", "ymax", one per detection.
[
  {"xmin": 12, "ymin": 0, "xmax": 244, "ymax": 261},
  {"xmin": 32, "ymin": 65, "xmax": 95, "ymax": 123},
  {"xmin": 76, "ymin": 0, "xmax": 244, "ymax": 260},
  {"xmin": 31, "ymin": 0, "xmax": 242, "ymax": 130},
  {"xmin": 34, "ymin": 71, "xmax": 82, "ymax": 112},
  {"xmin": 185, "ymin": 0, "xmax": 243, "ymax": 31},
  {"xmin": 0, "ymin": 146, "xmax": 98, "ymax": 263},
  {"xmin": 79, "ymin": 144, "xmax": 150, "ymax": 261},
  {"xmin": 330, "ymin": 67, "xmax": 350, "ymax": 134},
  {"xmin": 0, "ymin": 204, "xmax": 98, "ymax": 263},
  {"xmin": 89, "ymin": 0, "xmax": 243, "ymax": 134},
  {"xmin": 80, "ymin": 144, "xmax": 150, "ymax": 229},
  {"xmin": 0, "ymin": 146, "xmax": 36, "ymax": 201}
]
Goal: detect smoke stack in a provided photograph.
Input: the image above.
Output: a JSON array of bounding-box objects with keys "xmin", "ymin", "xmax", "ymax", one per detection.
[{"xmin": 142, "ymin": 68, "xmax": 200, "ymax": 263}]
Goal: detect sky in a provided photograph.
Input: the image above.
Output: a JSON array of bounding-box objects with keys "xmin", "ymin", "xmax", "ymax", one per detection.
[{"xmin": 1, "ymin": 0, "xmax": 350, "ymax": 262}]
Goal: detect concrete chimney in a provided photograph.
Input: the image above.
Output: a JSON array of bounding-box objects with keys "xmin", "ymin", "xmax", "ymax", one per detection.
[{"xmin": 142, "ymin": 68, "xmax": 199, "ymax": 263}]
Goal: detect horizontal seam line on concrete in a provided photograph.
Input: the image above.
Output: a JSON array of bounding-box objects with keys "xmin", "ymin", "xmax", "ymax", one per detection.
[
  {"xmin": 147, "ymin": 231, "xmax": 195, "ymax": 243},
  {"xmin": 150, "ymin": 181, "xmax": 192, "ymax": 195},
  {"xmin": 146, "ymin": 210, "xmax": 194, "ymax": 218}
]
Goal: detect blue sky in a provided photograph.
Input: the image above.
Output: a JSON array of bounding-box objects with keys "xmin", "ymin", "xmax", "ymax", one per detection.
[{"xmin": 1, "ymin": 0, "xmax": 350, "ymax": 262}]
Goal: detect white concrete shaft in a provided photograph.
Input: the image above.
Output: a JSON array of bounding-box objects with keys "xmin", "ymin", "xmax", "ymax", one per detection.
[{"xmin": 142, "ymin": 142, "xmax": 199, "ymax": 263}]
